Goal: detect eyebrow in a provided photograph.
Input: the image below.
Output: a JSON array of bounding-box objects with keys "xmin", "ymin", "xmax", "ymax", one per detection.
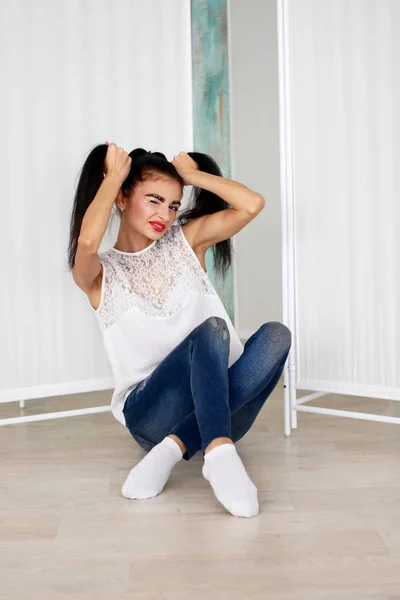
[{"xmin": 145, "ymin": 193, "xmax": 181, "ymax": 205}]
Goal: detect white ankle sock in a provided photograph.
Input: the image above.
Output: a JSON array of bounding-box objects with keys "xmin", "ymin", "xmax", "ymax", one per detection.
[
  {"xmin": 121, "ymin": 436, "xmax": 183, "ymax": 500},
  {"xmin": 202, "ymin": 443, "xmax": 259, "ymax": 518}
]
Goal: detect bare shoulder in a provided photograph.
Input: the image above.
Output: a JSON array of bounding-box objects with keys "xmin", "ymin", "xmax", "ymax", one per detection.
[
  {"xmin": 181, "ymin": 217, "xmax": 207, "ymax": 250},
  {"xmin": 72, "ymin": 264, "xmax": 103, "ymax": 310},
  {"xmin": 181, "ymin": 220, "xmax": 207, "ymax": 273}
]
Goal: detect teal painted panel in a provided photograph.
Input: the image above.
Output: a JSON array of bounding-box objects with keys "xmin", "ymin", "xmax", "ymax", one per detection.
[{"xmin": 191, "ymin": 0, "xmax": 234, "ymax": 322}]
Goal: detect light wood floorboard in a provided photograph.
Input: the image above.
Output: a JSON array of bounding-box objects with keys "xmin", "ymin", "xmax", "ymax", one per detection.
[{"xmin": 1, "ymin": 384, "xmax": 400, "ymax": 599}]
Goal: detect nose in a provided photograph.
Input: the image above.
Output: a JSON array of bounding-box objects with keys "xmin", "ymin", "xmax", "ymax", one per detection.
[{"xmin": 156, "ymin": 206, "xmax": 171, "ymax": 221}]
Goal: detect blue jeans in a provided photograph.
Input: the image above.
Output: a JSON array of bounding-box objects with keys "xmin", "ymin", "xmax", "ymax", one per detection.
[{"xmin": 123, "ymin": 317, "xmax": 292, "ymax": 460}]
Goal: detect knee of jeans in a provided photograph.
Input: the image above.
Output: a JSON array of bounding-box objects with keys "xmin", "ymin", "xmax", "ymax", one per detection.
[
  {"xmin": 261, "ymin": 321, "xmax": 292, "ymax": 352},
  {"xmin": 201, "ymin": 316, "xmax": 230, "ymax": 342}
]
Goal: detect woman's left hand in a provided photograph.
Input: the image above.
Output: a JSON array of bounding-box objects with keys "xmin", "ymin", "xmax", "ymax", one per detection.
[{"xmin": 171, "ymin": 152, "xmax": 199, "ymax": 185}]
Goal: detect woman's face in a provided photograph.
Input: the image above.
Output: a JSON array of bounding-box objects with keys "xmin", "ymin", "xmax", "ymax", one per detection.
[{"xmin": 120, "ymin": 175, "xmax": 183, "ymax": 238}]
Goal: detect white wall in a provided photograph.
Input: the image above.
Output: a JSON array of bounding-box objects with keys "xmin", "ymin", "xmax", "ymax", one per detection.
[
  {"xmin": 228, "ymin": 0, "xmax": 282, "ymax": 338},
  {"xmin": 0, "ymin": 0, "xmax": 193, "ymax": 403}
]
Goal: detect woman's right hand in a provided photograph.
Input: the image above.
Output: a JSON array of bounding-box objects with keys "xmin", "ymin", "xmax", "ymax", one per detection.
[{"xmin": 104, "ymin": 143, "xmax": 132, "ymax": 181}]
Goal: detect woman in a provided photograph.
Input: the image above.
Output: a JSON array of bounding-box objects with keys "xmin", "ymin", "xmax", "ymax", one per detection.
[{"xmin": 68, "ymin": 143, "xmax": 291, "ymax": 518}]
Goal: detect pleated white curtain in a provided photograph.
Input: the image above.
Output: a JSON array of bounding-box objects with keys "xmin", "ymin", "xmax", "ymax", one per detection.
[
  {"xmin": 0, "ymin": 0, "xmax": 193, "ymax": 404},
  {"xmin": 288, "ymin": 0, "xmax": 400, "ymax": 400}
]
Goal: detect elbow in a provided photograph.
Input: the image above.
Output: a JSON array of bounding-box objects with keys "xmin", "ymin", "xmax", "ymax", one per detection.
[
  {"xmin": 248, "ymin": 194, "xmax": 265, "ymax": 215},
  {"xmin": 77, "ymin": 237, "xmax": 98, "ymax": 254}
]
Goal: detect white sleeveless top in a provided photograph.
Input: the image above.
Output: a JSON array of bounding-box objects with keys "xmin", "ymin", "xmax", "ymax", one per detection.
[{"xmin": 92, "ymin": 224, "xmax": 244, "ymax": 425}]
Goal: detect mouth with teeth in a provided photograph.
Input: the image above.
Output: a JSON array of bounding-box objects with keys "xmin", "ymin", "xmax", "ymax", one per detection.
[{"xmin": 149, "ymin": 221, "xmax": 166, "ymax": 232}]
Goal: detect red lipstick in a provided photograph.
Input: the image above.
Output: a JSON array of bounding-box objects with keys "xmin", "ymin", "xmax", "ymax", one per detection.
[{"xmin": 149, "ymin": 221, "xmax": 166, "ymax": 232}]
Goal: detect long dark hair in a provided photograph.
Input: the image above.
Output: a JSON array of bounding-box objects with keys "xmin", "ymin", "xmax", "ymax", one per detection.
[
  {"xmin": 178, "ymin": 152, "xmax": 231, "ymax": 278},
  {"xmin": 68, "ymin": 145, "xmax": 232, "ymax": 278}
]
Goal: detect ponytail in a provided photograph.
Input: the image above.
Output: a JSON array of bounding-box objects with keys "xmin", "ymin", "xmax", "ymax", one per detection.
[
  {"xmin": 68, "ymin": 146, "xmax": 232, "ymax": 280},
  {"xmin": 67, "ymin": 146, "xmax": 178, "ymax": 270},
  {"xmin": 178, "ymin": 152, "xmax": 232, "ymax": 279},
  {"xmin": 67, "ymin": 144, "xmax": 108, "ymax": 269}
]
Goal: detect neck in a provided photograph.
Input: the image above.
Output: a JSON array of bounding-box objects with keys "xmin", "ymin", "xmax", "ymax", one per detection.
[{"xmin": 114, "ymin": 227, "xmax": 155, "ymax": 253}]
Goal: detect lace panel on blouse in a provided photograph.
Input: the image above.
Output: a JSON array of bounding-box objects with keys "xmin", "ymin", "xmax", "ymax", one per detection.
[{"xmin": 97, "ymin": 225, "xmax": 216, "ymax": 329}]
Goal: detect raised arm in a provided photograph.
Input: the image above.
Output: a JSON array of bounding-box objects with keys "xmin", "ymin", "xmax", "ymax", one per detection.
[{"xmin": 72, "ymin": 144, "xmax": 131, "ymax": 293}]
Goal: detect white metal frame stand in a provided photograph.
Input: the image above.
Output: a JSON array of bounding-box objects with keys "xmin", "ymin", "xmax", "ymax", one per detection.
[
  {"xmin": 0, "ymin": 384, "xmax": 112, "ymax": 427},
  {"xmin": 277, "ymin": 0, "xmax": 400, "ymax": 436},
  {"xmin": 0, "ymin": 405, "xmax": 111, "ymax": 427}
]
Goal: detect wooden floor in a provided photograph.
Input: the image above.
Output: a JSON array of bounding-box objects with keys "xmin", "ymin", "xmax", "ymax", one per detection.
[{"xmin": 1, "ymin": 383, "xmax": 400, "ymax": 599}]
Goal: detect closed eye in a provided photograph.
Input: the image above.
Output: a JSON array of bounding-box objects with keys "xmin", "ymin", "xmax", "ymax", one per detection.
[{"xmin": 148, "ymin": 198, "xmax": 180, "ymax": 213}]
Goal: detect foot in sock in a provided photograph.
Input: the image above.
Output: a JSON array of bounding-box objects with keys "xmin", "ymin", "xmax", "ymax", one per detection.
[
  {"xmin": 121, "ymin": 436, "xmax": 183, "ymax": 500},
  {"xmin": 202, "ymin": 443, "xmax": 259, "ymax": 518}
]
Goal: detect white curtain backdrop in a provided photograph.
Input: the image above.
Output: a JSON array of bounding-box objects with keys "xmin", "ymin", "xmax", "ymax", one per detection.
[
  {"xmin": 0, "ymin": 0, "xmax": 193, "ymax": 403},
  {"xmin": 289, "ymin": 0, "xmax": 400, "ymax": 400}
]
